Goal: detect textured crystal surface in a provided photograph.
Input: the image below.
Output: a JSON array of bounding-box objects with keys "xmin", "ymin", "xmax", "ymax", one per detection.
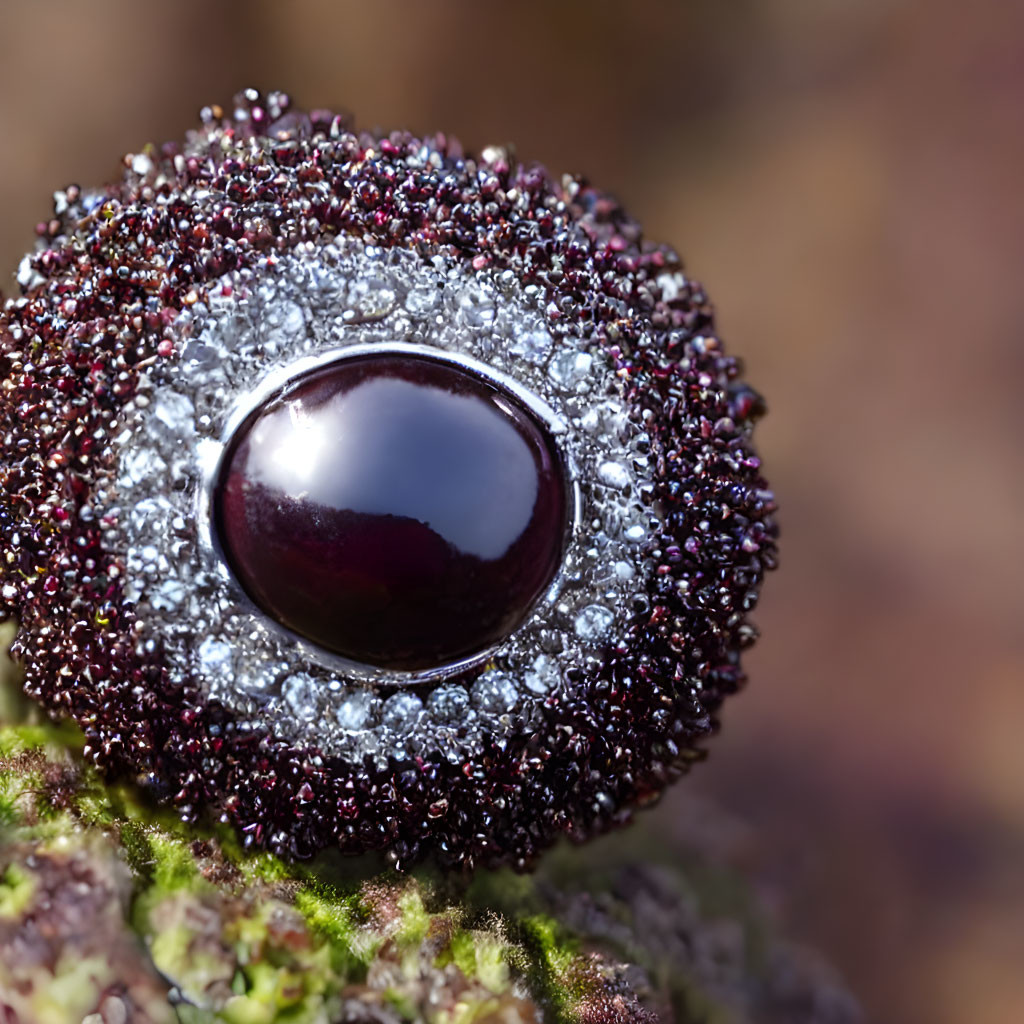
[
  {"xmin": 109, "ymin": 241, "xmax": 658, "ymax": 753},
  {"xmin": 214, "ymin": 352, "xmax": 569, "ymax": 671}
]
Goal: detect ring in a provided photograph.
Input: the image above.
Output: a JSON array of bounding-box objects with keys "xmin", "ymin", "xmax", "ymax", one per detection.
[{"xmin": 0, "ymin": 90, "xmax": 777, "ymax": 868}]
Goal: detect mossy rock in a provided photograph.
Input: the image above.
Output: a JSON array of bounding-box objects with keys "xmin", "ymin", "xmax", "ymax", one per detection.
[{"xmin": 0, "ymin": 626, "xmax": 858, "ymax": 1023}]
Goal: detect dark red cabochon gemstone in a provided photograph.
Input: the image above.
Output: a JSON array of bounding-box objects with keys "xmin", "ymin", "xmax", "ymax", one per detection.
[{"xmin": 214, "ymin": 352, "xmax": 569, "ymax": 671}]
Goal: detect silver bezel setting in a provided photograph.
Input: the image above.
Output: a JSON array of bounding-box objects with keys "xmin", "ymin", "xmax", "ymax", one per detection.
[{"xmin": 197, "ymin": 341, "xmax": 584, "ymax": 685}]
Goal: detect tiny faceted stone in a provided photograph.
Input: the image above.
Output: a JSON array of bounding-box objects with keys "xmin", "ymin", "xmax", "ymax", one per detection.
[
  {"xmin": 335, "ymin": 692, "xmax": 373, "ymax": 731},
  {"xmin": 574, "ymin": 604, "xmax": 615, "ymax": 640},
  {"xmin": 215, "ymin": 352, "xmax": 569, "ymax": 670}
]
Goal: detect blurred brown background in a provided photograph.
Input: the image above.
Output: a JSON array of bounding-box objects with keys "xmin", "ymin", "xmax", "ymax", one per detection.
[{"xmin": 1, "ymin": 2, "xmax": 1021, "ymax": 1021}]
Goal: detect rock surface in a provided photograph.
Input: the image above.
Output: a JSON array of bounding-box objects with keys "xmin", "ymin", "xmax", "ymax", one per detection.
[{"xmin": 0, "ymin": 624, "xmax": 859, "ymax": 1023}]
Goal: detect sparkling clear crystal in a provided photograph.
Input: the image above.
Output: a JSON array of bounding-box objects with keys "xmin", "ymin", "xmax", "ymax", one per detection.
[
  {"xmin": 382, "ymin": 692, "xmax": 424, "ymax": 732},
  {"xmin": 197, "ymin": 637, "xmax": 234, "ymax": 679},
  {"xmin": 472, "ymin": 671, "xmax": 518, "ymax": 713},
  {"xmin": 598, "ymin": 461, "xmax": 630, "ymax": 490},
  {"xmin": 574, "ymin": 604, "xmax": 615, "ymax": 641},
  {"xmin": 428, "ymin": 685, "xmax": 472, "ymax": 722},
  {"xmin": 336, "ymin": 691, "xmax": 374, "ymax": 732},
  {"xmin": 524, "ymin": 654, "xmax": 560, "ymax": 695},
  {"xmin": 548, "ymin": 349, "xmax": 592, "ymax": 388},
  {"xmin": 151, "ymin": 391, "xmax": 196, "ymax": 435},
  {"xmin": 405, "ymin": 284, "xmax": 440, "ymax": 315},
  {"xmin": 350, "ymin": 278, "xmax": 398, "ymax": 318},
  {"xmin": 511, "ymin": 328, "xmax": 552, "ymax": 365},
  {"xmin": 282, "ymin": 673, "xmax": 320, "ymax": 721}
]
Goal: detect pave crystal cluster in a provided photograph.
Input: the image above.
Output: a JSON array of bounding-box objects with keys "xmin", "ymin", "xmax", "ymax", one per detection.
[{"xmin": 0, "ymin": 90, "xmax": 777, "ymax": 868}]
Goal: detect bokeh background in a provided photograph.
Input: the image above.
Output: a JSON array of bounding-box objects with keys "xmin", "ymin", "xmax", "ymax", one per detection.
[{"xmin": 1, "ymin": 2, "xmax": 1020, "ymax": 1021}]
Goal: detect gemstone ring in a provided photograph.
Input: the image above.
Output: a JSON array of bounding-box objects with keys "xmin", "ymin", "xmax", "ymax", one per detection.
[{"xmin": 0, "ymin": 91, "xmax": 777, "ymax": 868}]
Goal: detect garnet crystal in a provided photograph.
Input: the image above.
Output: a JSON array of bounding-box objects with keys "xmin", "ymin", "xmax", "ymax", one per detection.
[
  {"xmin": 1, "ymin": 92, "xmax": 778, "ymax": 869},
  {"xmin": 213, "ymin": 351, "xmax": 569, "ymax": 671}
]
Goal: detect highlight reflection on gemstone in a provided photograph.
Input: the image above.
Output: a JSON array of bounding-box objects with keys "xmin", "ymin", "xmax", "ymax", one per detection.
[{"xmin": 214, "ymin": 351, "xmax": 569, "ymax": 671}]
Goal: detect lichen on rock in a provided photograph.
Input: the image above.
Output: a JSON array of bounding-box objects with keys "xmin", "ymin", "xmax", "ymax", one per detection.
[
  {"xmin": 0, "ymin": 634, "xmax": 642, "ymax": 1023},
  {"xmin": 0, "ymin": 625, "xmax": 859, "ymax": 1023}
]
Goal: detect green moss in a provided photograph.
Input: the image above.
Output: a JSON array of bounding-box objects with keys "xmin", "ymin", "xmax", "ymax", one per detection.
[
  {"xmin": 1, "ymin": 624, "xmax": 839, "ymax": 1024},
  {"xmin": 525, "ymin": 914, "xmax": 577, "ymax": 973},
  {"xmin": 34, "ymin": 955, "xmax": 119, "ymax": 1024},
  {"xmin": 149, "ymin": 831, "xmax": 202, "ymax": 891},
  {"xmin": 446, "ymin": 928, "xmax": 478, "ymax": 977},
  {"xmin": 383, "ymin": 988, "xmax": 418, "ymax": 1021},
  {"xmin": 219, "ymin": 996, "xmax": 273, "ymax": 1024},
  {"xmin": 236, "ymin": 849, "xmax": 292, "ymax": 886},
  {"xmin": 149, "ymin": 921, "xmax": 198, "ymax": 981},
  {"xmin": 0, "ymin": 763, "xmax": 33, "ymax": 828},
  {"xmin": 447, "ymin": 928, "xmax": 509, "ymax": 992},
  {"xmin": 0, "ymin": 861, "xmax": 36, "ymax": 918},
  {"xmin": 293, "ymin": 884, "xmax": 373, "ymax": 976},
  {"xmin": 228, "ymin": 954, "xmax": 328, "ymax": 1018},
  {"xmin": 395, "ymin": 886, "xmax": 432, "ymax": 948},
  {"xmin": 118, "ymin": 819, "xmax": 157, "ymax": 883},
  {"xmin": 0, "ymin": 713, "xmax": 624, "ymax": 1023},
  {"xmin": 0, "ymin": 795, "xmax": 17, "ymax": 830},
  {"xmin": 0, "ymin": 724, "xmax": 52, "ymax": 756},
  {"xmin": 501, "ymin": 913, "xmax": 578, "ymax": 1020}
]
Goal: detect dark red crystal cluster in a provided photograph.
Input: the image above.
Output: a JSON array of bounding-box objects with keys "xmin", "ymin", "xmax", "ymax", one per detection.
[{"xmin": 0, "ymin": 90, "xmax": 777, "ymax": 868}]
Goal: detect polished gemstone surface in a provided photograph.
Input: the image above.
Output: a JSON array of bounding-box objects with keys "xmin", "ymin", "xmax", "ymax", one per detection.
[{"xmin": 214, "ymin": 352, "xmax": 569, "ymax": 671}]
